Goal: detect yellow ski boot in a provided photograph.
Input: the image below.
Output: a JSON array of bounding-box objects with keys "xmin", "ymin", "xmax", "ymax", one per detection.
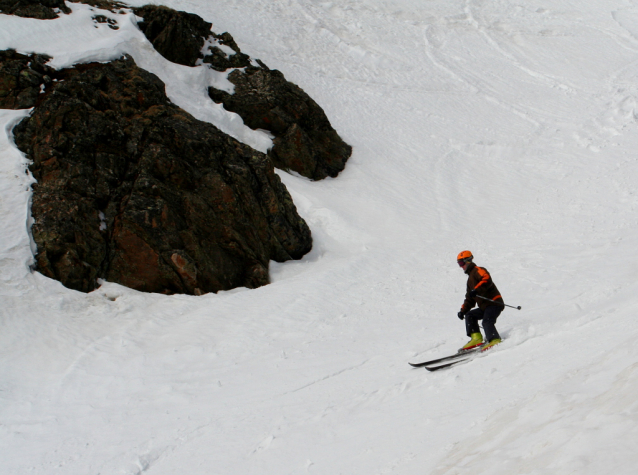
[
  {"xmin": 461, "ymin": 332, "xmax": 484, "ymax": 351},
  {"xmin": 481, "ymin": 338, "xmax": 502, "ymax": 352}
]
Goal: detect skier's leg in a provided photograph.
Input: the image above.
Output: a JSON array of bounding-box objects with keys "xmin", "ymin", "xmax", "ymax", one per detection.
[
  {"xmin": 462, "ymin": 308, "xmax": 484, "ymax": 349},
  {"xmin": 465, "ymin": 308, "xmax": 482, "ymax": 337},
  {"xmin": 482, "ymin": 306, "xmax": 502, "ymax": 341}
]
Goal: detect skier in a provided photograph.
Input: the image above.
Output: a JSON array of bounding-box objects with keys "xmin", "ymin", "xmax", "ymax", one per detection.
[{"xmin": 456, "ymin": 250, "xmax": 503, "ymax": 351}]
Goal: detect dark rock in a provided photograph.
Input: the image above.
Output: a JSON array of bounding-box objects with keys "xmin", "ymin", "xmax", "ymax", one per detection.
[
  {"xmin": 133, "ymin": 5, "xmax": 252, "ymax": 70},
  {"xmin": 200, "ymin": 31, "xmax": 253, "ymax": 72},
  {"xmin": 0, "ymin": 0, "xmax": 69, "ymax": 19},
  {"xmin": 92, "ymin": 14, "xmax": 119, "ymax": 29},
  {"xmin": 133, "ymin": 4, "xmax": 352, "ymax": 180},
  {"xmin": 210, "ymin": 66, "xmax": 353, "ymax": 180},
  {"xmin": 12, "ymin": 55, "xmax": 312, "ymax": 295},
  {"xmin": 134, "ymin": 5, "xmax": 213, "ymax": 67},
  {"xmin": 0, "ymin": 50, "xmax": 54, "ymax": 109}
]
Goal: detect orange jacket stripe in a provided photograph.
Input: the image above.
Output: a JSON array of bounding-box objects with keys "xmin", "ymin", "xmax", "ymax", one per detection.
[{"xmin": 473, "ymin": 267, "xmax": 490, "ymax": 290}]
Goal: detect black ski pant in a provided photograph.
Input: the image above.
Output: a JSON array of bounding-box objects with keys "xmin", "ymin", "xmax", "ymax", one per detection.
[{"xmin": 465, "ymin": 305, "xmax": 502, "ymax": 342}]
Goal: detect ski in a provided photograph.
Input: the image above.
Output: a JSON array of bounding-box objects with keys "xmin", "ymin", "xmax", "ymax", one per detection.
[
  {"xmin": 409, "ymin": 345, "xmax": 483, "ymax": 368},
  {"xmin": 425, "ymin": 354, "xmax": 476, "ymax": 371}
]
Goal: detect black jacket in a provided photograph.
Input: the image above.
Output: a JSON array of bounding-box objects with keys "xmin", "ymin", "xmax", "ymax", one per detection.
[{"xmin": 461, "ymin": 262, "xmax": 503, "ymax": 313}]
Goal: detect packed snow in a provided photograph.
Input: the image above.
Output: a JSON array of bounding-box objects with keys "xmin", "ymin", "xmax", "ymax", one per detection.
[{"xmin": 2, "ymin": 0, "xmax": 638, "ymax": 473}]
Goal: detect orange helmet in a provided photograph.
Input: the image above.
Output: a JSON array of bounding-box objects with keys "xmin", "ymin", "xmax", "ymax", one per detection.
[{"xmin": 457, "ymin": 250, "xmax": 473, "ymax": 266}]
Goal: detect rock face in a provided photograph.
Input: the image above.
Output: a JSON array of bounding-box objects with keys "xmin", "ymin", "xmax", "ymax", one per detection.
[
  {"xmin": 12, "ymin": 56, "xmax": 312, "ymax": 294},
  {"xmin": 0, "ymin": 50, "xmax": 54, "ymax": 109},
  {"xmin": 134, "ymin": 5, "xmax": 213, "ymax": 67},
  {"xmin": 210, "ymin": 66, "xmax": 353, "ymax": 180},
  {"xmin": 134, "ymin": 4, "xmax": 352, "ymax": 180}
]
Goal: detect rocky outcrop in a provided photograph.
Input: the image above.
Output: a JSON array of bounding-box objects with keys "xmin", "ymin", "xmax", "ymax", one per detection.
[
  {"xmin": 133, "ymin": 4, "xmax": 352, "ymax": 180},
  {"xmin": 12, "ymin": 55, "xmax": 312, "ymax": 294},
  {"xmin": 0, "ymin": 0, "xmax": 69, "ymax": 19},
  {"xmin": 1, "ymin": 1, "xmax": 352, "ymax": 178},
  {"xmin": 0, "ymin": 50, "xmax": 54, "ymax": 109},
  {"xmin": 134, "ymin": 5, "xmax": 214, "ymax": 67},
  {"xmin": 209, "ymin": 66, "xmax": 353, "ymax": 180},
  {"xmin": 1, "ymin": 1, "xmax": 352, "ymax": 295}
]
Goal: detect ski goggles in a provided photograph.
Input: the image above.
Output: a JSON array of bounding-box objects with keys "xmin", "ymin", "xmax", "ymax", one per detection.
[{"xmin": 457, "ymin": 259, "xmax": 466, "ymax": 267}]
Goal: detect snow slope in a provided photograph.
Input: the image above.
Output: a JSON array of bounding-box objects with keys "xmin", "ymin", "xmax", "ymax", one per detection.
[{"xmin": 2, "ymin": 0, "xmax": 638, "ymax": 473}]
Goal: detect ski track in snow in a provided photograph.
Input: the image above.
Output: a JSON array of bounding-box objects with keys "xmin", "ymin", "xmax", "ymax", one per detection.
[{"xmin": 3, "ymin": 0, "xmax": 638, "ymax": 474}]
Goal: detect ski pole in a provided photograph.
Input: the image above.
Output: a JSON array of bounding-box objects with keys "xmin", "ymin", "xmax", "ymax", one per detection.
[{"xmin": 476, "ymin": 295, "xmax": 521, "ymax": 310}]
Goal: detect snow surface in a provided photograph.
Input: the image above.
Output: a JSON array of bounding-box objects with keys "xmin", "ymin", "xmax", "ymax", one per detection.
[{"xmin": 2, "ymin": 0, "xmax": 638, "ymax": 473}]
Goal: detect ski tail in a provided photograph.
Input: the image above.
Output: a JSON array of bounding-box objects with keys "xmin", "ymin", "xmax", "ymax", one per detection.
[
  {"xmin": 409, "ymin": 346, "xmax": 483, "ymax": 368},
  {"xmin": 425, "ymin": 356, "xmax": 474, "ymax": 371}
]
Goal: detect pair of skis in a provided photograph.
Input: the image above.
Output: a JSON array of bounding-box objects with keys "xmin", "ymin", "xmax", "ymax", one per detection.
[{"xmin": 409, "ymin": 345, "xmax": 487, "ymax": 371}]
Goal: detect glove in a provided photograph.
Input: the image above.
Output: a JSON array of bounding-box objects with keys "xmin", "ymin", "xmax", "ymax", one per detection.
[
  {"xmin": 469, "ymin": 289, "xmax": 478, "ymax": 298},
  {"xmin": 457, "ymin": 311, "xmax": 465, "ymax": 320}
]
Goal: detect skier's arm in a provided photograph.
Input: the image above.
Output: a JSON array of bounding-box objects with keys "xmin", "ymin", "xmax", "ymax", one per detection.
[
  {"xmin": 472, "ymin": 267, "xmax": 492, "ymax": 292},
  {"xmin": 460, "ymin": 291, "xmax": 475, "ymax": 314}
]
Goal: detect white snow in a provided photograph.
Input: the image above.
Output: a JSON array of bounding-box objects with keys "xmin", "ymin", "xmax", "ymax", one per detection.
[
  {"xmin": 2, "ymin": 0, "xmax": 638, "ymax": 473},
  {"xmin": 197, "ymin": 35, "xmax": 237, "ymax": 63}
]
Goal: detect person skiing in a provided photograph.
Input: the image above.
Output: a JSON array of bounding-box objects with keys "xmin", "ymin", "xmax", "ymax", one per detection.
[{"xmin": 456, "ymin": 250, "xmax": 503, "ymax": 351}]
